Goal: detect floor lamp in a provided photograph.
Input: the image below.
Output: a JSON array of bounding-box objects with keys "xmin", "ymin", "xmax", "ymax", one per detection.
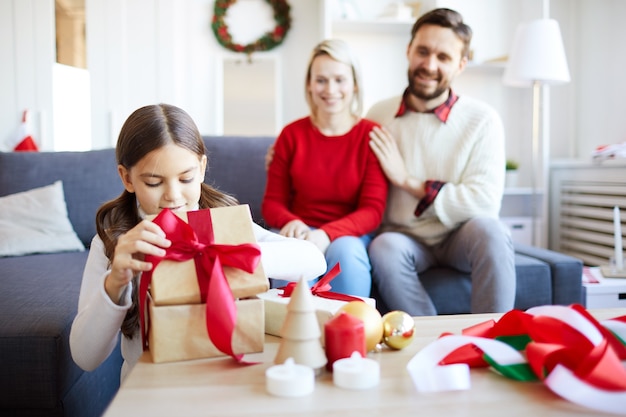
[{"xmin": 503, "ymin": 18, "xmax": 570, "ymax": 248}]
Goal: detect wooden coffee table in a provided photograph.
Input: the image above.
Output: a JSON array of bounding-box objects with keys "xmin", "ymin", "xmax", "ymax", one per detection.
[{"xmin": 103, "ymin": 309, "xmax": 625, "ymax": 416}]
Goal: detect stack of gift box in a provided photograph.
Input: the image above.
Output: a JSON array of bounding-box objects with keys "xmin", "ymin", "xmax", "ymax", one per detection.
[
  {"xmin": 140, "ymin": 204, "xmax": 377, "ymax": 363},
  {"xmin": 142, "ymin": 205, "xmax": 269, "ymax": 363}
]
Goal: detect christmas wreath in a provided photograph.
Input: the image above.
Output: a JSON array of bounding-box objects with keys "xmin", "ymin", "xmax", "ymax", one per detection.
[{"xmin": 211, "ymin": 0, "xmax": 291, "ymax": 54}]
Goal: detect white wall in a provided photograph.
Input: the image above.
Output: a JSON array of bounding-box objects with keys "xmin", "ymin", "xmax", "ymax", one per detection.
[
  {"xmin": 2, "ymin": 0, "xmax": 626, "ymax": 167},
  {"xmin": 573, "ymin": 0, "xmax": 626, "ymax": 157},
  {"xmin": 86, "ymin": 0, "xmax": 214, "ymax": 148},
  {"xmin": 0, "ymin": 0, "xmax": 55, "ymax": 151},
  {"xmin": 85, "ymin": 0, "xmax": 323, "ymax": 149}
]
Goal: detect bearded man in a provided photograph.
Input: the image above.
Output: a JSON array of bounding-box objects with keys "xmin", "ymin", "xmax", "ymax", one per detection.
[{"xmin": 367, "ymin": 8, "xmax": 516, "ymax": 316}]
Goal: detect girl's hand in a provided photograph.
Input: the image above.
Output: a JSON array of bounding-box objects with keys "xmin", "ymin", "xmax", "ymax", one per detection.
[
  {"xmin": 303, "ymin": 229, "xmax": 330, "ymax": 253},
  {"xmin": 279, "ymin": 219, "xmax": 310, "ymax": 239},
  {"xmin": 104, "ymin": 220, "xmax": 171, "ymax": 303}
]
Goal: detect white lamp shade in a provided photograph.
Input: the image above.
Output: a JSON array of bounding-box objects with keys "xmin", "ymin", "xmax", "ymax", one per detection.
[{"xmin": 503, "ymin": 19, "xmax": 570, "ymax": 87}]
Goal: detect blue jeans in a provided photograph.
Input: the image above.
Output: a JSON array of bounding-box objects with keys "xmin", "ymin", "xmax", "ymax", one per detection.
[{"xmin": 270, "ymin": 234, "xmax": 373, "ymax": 297}]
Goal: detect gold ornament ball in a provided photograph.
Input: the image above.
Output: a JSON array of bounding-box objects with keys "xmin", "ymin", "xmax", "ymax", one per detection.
[
  {"xmin": 382, "ymin": 311, "xmax": 415, "ymax": 350},
  {"xmin": 337, "ymin": 301, "xmax": 383, "ymax": 351}
]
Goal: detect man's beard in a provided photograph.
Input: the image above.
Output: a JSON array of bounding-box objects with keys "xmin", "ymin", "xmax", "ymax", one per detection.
[{"xmin": 407, "ymin": 68, "xmax": 448, "ymax": 101}]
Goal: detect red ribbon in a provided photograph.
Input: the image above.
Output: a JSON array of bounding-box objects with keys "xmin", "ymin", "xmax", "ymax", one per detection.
[
  {"xmin": 138, "ymin": 208, "xmax": 261, "ymax": 361},
  {"xmin": 279, "ymin": 263, "xmax": 364, "ymax": 302},
  {"xmin": 438, "ymin": 304, "xmax": 626, "ymax": 391}
]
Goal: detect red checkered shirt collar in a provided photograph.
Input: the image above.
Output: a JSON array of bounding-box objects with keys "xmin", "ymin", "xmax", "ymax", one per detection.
[{"xmin": 394, "ymin": 88, "xmax": 459, "ymax": 123}]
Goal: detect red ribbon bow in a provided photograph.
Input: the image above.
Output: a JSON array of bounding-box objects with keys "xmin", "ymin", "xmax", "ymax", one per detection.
[
  {"xmin": 138, "ymin": 208, "xmax": 261, "ymax": 361},
  {"xmin": 279, "ymin": 263, "xmax": 364, "ymax": 303}
]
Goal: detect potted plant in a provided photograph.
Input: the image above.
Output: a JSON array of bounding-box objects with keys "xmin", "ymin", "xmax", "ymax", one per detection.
[{"xmin": 505, "ymin": 159, "xmax": 519, "ymax": 188}]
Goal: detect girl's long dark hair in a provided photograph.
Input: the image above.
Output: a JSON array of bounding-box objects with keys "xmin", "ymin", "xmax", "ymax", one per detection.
[{"xmin": 95, "ymin": 104, "xmax": 237, "ymax": 338}]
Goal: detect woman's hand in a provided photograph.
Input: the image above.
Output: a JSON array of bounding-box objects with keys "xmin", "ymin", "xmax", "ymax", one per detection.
[
  {"xmin": 104, "ymin": 220, "xmax": 171, "ymax": 303},
  {"xmin": 303, "ymin": 229, "xmax": 330, "ymax": 253},
  {"xmin": 279, "ymin": 219, "xmax": 310, "ymax": 239},
  {"xmin": 280, "ymin": 220, "xmax": 329, "ymax": 252}
]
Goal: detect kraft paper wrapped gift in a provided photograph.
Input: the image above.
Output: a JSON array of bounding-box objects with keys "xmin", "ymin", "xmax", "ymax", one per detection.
[
  {"xmin": 140, "ymin": 206, "xmax": 267, "ymax": 363},
  {"xmin": 149, "ymin": 205, "xmax": 269, "ymax": 303},
  {"xmin": 148, "ymin": 296, "xmax": 264, "ymax": 363},
  {"xmin": 256, "ymin": 288, "xmax": 376, "ymax": 337}
]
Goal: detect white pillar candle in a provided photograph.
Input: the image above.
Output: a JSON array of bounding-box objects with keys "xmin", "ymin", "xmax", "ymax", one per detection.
[
  {"xmin": 265, "ymin": 358, "xmax": 314, "ymax": 397},
  {"xmin": 333, "ymin": 351, "xmax": 380, "ymax": 390},
  {"xmin": 614, "ymin": 206, "xmax": 624, "ymax": 271}
]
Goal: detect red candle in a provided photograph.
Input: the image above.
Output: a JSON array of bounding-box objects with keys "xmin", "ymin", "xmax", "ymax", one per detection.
[{"xmin": 324, "ymin": 311, "xmax": 366, "ymax": 372}]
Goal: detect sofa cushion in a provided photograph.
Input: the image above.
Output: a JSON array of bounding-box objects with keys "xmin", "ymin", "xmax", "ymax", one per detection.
[
  {"xmin": 0, "ymin": 149, "xmax": 122, "ymax": 247},
  {"xmin": 0, "ymin": 252, "xmax": 91, "ymax": 411},
  {"xmin": 203, "ymin": 136, "xmax": 275, "ymax": 226},
  {"xmin": 511, "ymin": 253, "xmax": 552, "ymax": 309},
  {"xmin": 421, "ymin": 267, "xmax": 473, "ymax": 314},
  {"xmin": 0, "ymin": 181, "xmax": 84, "ymax": 257},
  {"xmin": 422, "ymin": 254, "xmax": 551, "ymax": 314},
  {"xmin": 514, "ymin": 243, "xmax": 584, "ymax": 305}
]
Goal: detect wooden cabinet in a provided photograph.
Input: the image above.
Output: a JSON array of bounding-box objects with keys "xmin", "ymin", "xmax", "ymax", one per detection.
[{"xmin": 501, "ymin": 188, "xmax": 541, "ymax": 246}]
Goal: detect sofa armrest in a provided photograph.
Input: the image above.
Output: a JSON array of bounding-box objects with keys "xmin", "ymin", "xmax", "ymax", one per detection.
[{"xmin": 514, "ymin": 243, "xmax": 584, "ymax": 306}]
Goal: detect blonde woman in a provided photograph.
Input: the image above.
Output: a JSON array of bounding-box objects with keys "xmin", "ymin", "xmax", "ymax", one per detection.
[{"xmin": 262, "ymin": 39, "xmax": 388, "ymax": 297}]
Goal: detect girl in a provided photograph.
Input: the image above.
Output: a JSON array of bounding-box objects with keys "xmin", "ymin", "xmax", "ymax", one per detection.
[
  {"xmin": 261, "ymin": 39, "xmax": 388, "ymax": 297},
  {"xmin": 70, "ymin": 104, "xmax": 326, "ymax": 381}
]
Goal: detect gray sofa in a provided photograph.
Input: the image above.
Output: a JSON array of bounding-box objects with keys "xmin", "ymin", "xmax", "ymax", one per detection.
[{"xmin": 0, "ymin": 135, "xmax": 583, "ymax": 417}]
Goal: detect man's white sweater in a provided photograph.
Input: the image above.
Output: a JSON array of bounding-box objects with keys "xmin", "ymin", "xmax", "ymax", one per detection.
[{"xmin": 367, "ymin": 95, "xmax": 506, "ymax": 246}]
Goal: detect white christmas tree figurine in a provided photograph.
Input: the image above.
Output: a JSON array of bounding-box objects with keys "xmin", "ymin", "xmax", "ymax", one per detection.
[{"xmin": 274, "ymin": 276, "xmax": 327, "ymax": 373}]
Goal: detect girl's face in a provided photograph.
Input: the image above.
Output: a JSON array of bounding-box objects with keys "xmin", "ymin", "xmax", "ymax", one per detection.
[
  {"xmin": 308, "ymin": 54, "xmax": 355, "ymax": 117},
  {"xmin": 118, "ymin": 143, "xmax": 207, "ymax": 216}
]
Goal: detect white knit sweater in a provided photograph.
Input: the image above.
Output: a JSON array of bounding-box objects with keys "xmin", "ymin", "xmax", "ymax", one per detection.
[
  {"xmin": 69, "ymin": 224, "xmax": 326, "ymax": 382},
  {"xmin": 367, "ymin": 95, "xmax": 506, "ymax": 246}
]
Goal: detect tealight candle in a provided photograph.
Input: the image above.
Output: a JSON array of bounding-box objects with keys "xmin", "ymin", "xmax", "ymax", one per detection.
[
  {"xmin": 265, "ymin": 357, "xmax": 315, "ymax": 397},
  {"xmin": 333, "ymin": 351, "xmax": 380, "ymax": 390},
  {"xmin": 324, "ymin": 311, "xmax": 366, "ymax": 371}
]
